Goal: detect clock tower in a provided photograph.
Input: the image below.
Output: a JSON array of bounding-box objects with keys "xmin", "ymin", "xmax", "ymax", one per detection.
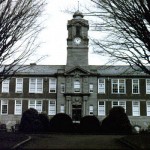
[{"xmin": 67, "ymin": 11, "xmax": 89, "ymax": 66}]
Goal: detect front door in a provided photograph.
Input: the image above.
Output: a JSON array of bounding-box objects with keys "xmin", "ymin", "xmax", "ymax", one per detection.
[{"xmin": 72, "ymin": 105, "xmax": 82, "ymax": 122}]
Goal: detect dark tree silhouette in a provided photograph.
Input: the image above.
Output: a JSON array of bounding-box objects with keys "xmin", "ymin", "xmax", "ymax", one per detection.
[
  {"xmin": 101, "ymin": 106, "xmax": 132, "ymax": 134},
  {"xmin": 0, "ymin": 0, "xmax": 46, "ymax": 80},
  {"xmin": 80, "ymin": 115, "xmax": 101, "ymax": 134},
  {"xmin": 49, "ymin": 113, "xmax": 74, "ymax": 133},
  {"xmin": 89, "ymin": 0, "xmax": 150, "ymax": 74}
]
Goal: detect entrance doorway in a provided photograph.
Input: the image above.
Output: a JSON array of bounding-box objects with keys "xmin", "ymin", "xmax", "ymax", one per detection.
[{"xmin": 72, "ymin": 105, "xmax": 82, "ymax": 122}]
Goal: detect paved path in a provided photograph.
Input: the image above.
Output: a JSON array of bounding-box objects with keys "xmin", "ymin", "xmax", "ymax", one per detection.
[{"xmin": 18, "ymin": 134, "xmax": 132, "ymax": 149}]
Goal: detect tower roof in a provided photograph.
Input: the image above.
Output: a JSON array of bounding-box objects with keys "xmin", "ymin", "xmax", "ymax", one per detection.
[{"xmin": 73, "ymin": 10, "xmax": 84, "ymax": 19}]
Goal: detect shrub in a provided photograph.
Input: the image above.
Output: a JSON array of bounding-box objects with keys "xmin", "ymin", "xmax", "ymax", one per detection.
[
  {"xmin": 49, "ymin": 113, "xmax": 74, "ymax": 133},
  {"xmin": 38, "ymin": 113, "xmax": 50, "ymax": 132},
  {"xmin": 19, "ymin": 108, "xmax": 40, "ymax": 133},
  {"xmin": 79, "ymin": 115, "xmax": 101, "ymax": 134},
  {"xmin": 100, "ymin": 106, "xmax": 132, "ymax": 134}
]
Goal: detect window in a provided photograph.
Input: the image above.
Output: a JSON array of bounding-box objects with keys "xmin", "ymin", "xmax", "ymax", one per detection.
[
  {"xmin": 61, "ymin": 83, "xmax": 65, "ymax": 93},
  {"xmin": 74, "ymin": 80, "xmax": 80, "ymax": 93},
  {"xmin": 60, "ymin": 104, "xmax": 65, "ymax": 113},
  {"xmin": 29, "ymin": 100, "xmax": 42, "ymax": 113},
  {"xmin": 132, "ymin": 101, "xmax": 140, "ymax": 116},
  {"xmin": 1, "ymin": 100, "xmax": 8, "ymax": 115},
  {"xmin": 147, "ymin": 101, "xmax": 150, "ymax": 116},
  {"xmin": 15, "ymin": 100, "xmax": 22, "ymax": 115},
  {"xmin": 112, "ymin": 101, "xmax": 126, "ymax": 111},
  {"xmin": 89, "ymin": 105, "xmax": 93, "ymax": 115},
  {"xmin": 132, "ymin": 79, "xmax": 139, "ymax": 94},
  {"xmin": 98, "ymin": 101, "xmax": 105, "ymax": 116},
  {"xmin": 16, "ymin": 78, "xmax": 23, "ymax": 93},
  {"xmin": 146, "ymin": 79, "xmax": 150, "ymax": 94},
  {"xmin": 49, "ymin": 100, "xmax": 56, "ymax": 115},
  {"xmin": 89, "ymin": 84, "xmax": 93, "ymax": 93},
  {"xmin": 49, "ymin": 78, "xmax": 56, "ymax": 93},
  {"xmin": 29, "ymin": 78, "xmax": 43, "ymax": 93},
  {"xmin": 112, "ymin": 79, "xmax": 126, "ymax": 94},
  {"xmin": 98, "ymin": 79, "xmax": 105, "ymax": 93},
  {"xmin": 2, "ymin": 79, "xmax": 9, "ymax": 93}
]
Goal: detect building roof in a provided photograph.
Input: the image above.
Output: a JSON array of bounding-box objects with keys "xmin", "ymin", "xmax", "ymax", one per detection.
[{"xmin": 11, "ymin": 64, "xmax": 150, "ymax": 77}]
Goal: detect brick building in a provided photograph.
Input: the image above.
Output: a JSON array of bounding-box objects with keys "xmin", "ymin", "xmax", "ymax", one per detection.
[{"xmin": 0, "ymin": 11, "xmax": 150, "ymax": 129}]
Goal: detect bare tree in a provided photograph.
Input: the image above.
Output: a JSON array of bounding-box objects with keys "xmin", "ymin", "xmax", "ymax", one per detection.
[
  {"xmin": 0, "ymin": 0, "xmax": 46, "ymax": 79},
  {"xmin": 89, "ymin": 0, "xmax": 150, "ymax": 74}
]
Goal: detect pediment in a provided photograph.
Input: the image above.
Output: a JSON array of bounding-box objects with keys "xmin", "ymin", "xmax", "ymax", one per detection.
[{"xmin": 65, "ymin": 66, "xmax": 90, "ymax": 76}]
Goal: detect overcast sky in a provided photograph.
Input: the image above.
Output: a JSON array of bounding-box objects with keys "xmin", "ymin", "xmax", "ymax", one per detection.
[{"xmin": 34, "ymin": 0, "xmax": 108, "ymax": 65}]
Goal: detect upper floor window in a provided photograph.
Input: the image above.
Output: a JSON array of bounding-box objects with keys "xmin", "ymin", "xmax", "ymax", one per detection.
[
  {"xmin": 98, "ymin": 79, "xmax": 105, "ymax": 93},
  {"xmin": 60, "ymin": 104, "xmax": 65, "ymax": 113},
  {"xmin": 49, "ymin": 100, "xmax": 56, "ymax": 115},
  {"xmin": 98, "ymin": 101, "xmax": 105, "ymax": 116},
  {"xmin": 112, "ymin": 101, "xmax": 126, "ymax": 111},
  {"xmin": 132, "ymin": 101, "xmax": 140, "ymax": 116},
  {"xmin": 60, "ymin": 83, "xmax": 65, "ymax": 93},
  {"xmin": 28, "ymin": 100, "xmax": 42, "ymax": 113},
  {"xmin": 89, "ymin": 83, "xmax": 93, "ymax": 93},
  {"xmin": 2, "ymin": 79, "xmax": 9, "ymax": 93},
  {"xmin": 1, "ymin": 100, "xmax": 8, "ymax": 115},
  {"xmin": 112, "ymin": 79, "xmax": 126, "ymax": 94},
  {"xmin": 132, "ymin": 79, "xmax": 139, "ymax": 94},
  {"xmin": 16, "ymin": 78, "xmax": 23, "ymax": 93},
  {"xmin": 146, "ymin": 79, "xmax": 150, "ymax": 94},
  {"xmin": 49, "ymin": 78, "xmax": 56, "ymax": 93},
  {"xmin": 15, "ymin": 100, "xmax": 22, "ymax": 115},
  {"xmin": 29, "ymin": 78, "xmax": 43, "ymax": 93},
  {"xmin": 74, "ymin": 80, "xmax": 80, "ymax": 93}
]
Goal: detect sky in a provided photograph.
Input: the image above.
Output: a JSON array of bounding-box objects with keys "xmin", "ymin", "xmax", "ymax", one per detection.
[{"xmin": 35, "ymin": 0, "xmax": 108, "ymax": 65}]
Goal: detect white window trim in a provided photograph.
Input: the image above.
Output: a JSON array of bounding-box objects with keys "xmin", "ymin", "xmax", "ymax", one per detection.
[
  {"xmin": 98, "ymin": 78, "xmax": 105, "ymax": 94},
  {"xmin": 132, "ymin": 101, "xmax": 140, "ymax": 116},
  {"xmin": 14, "ymin": 100, "xmax": 22, "ymax": 115},
  {"xmin": 112, "ymin": 101, "xmax": 126, "ymax": 112},
  {"xmin": 49, "ymin": 78, "xmax": 57, "ymax": 93},
  {"xmin": 132, "ymin": 79, "xmax": 140, "ymax": 94},
  {"xmin": 98, "ymin": 101, "xmax": 105, "ymax": 116},
  {"xmin": 74, "ymin": 80, "xmax": 81, "ymax": 93},
  {"xmin": 146, "ymin": 101, "xmax": 150, "ymax": 116},
  {"xmin": 29, "ymin": 78, "xmax": 43, "ymax": 93},
  {"xmin": 2, "ymin": 79, "xmax": 9, "ymax": 93},
  {"xmin": 146, "ymin": 79, "xmax": 150, "ymax": 94},
  {"xmin": 28, "ymin": 100, "xmax": 43, "ymax": 113},
  {"xmin": 89, "ymin": 105, "xmax": 94, "ymax": 115},
  {"xmin": 89, "ymin": 83, "xmax": 94, "ymax": 93},
  {"xmin": 15, "ymin": 78, "xmax": 23, "ymax": 93},
  {"xmin": 111, "ymin": 79, "xmax": 126, "ymax": 94},
  {"xmin": 48, "ymin": 100, "xmax": 56, "ymax": 115},
  {"xmin": 1, "ymin": 100, "xmax": 8, "ymax": 115}
]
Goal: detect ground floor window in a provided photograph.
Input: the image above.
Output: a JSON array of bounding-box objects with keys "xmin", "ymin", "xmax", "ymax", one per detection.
[
  {"xmin": 15, "ymin": 100, "xmax": 22, "ymax": 115},
  {"xmin": 89, "ymin": 105, "xmax": 93, "ymax": 115},
  {"xmin": 28, "ymin": 100, "xmax": 42, "ymax": 113},
  {"xmin": 147, "ymin": 101, "xmax": 150, "ymax": 116},
  {"xmin": 1, "ymin": 100, "xmax": 8, "ymax": 115},
  {"xmin": 49, "ymin": 100, "xmax": 56, "ymax": 115},
  {"xmin": 112, "ymin": 101, "xmax": 126, "ymax": 111},
  {"xmin": 132, "ymin": 101, "xmax": 140, "ymax": 116},
  {"xmin": 60, "ymin": 104, "xmax": 65, "ymax": 113},
  {"xmin": 98, "ymin": 101, "xmax": 105, "ymax": 116}
]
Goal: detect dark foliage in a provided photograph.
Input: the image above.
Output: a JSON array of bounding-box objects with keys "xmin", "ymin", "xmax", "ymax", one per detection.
[
  {"xmin": 49, "ymin": 113, "xmax": 74, "ymax": 133},
  {"xmin": 38, "ymin": 113, "xmax": 50, "ymax": 132},
  {"xmin": 79, "ymin": 115, "xmax": 101, "ymax": 134},
  {"xmin": 100, "ymin": 106, "xmax": 132, "ymax": 134},
  {"xmin": 19, "ymin": 108, "xmax": 41, "ymax": 133}
]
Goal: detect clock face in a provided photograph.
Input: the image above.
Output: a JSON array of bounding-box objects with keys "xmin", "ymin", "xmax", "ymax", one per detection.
[{"xmin": 74, "ymin": 37, "xmax": 81, "ymax": 45}]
